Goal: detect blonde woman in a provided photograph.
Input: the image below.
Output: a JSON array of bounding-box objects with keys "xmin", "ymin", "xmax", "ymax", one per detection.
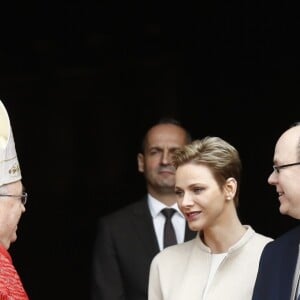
[{"xmin": 148, "ymin": 136, "xmax": 272, "ymax": 300}]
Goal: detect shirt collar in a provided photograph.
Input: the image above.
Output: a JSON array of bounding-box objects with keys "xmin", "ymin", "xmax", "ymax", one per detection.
[{"xmin": 147, "ymin": 193, "xmax": 184, "ymax": 218}]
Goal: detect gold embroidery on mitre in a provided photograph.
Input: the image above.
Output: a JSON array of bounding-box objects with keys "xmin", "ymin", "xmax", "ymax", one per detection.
[{"xmin": 9, "ymin": 163, "xmax": 20, "ymax": 176}]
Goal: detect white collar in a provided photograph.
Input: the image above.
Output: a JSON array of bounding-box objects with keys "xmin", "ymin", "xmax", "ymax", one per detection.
[{"xmin": 147, "ymin": 193, "xmax": 184, "ymax": 218}]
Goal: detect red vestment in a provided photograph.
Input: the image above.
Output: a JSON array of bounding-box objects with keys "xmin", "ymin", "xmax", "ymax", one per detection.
[{"xmin": 0, "ymin": 245, "xmax": 29, "ymax": 300}]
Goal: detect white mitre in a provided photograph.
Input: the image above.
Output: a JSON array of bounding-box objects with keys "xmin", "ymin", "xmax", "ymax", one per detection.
[{"xmin": 0, "ymin": 100, "xmax": 22, "ymax": 187}]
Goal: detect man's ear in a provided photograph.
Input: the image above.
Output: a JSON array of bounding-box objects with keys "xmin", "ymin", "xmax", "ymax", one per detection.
[{"xmin": 137, "ymin": 153, "xmax": 144, "ymax": 173}]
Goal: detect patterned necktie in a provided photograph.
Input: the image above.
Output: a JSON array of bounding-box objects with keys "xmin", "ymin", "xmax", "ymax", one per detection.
[{"xmin": 161, "ymin": 208, "xmax": 177, "ymax": 249}]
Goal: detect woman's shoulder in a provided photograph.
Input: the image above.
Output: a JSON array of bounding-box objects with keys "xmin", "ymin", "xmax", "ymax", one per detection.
[{"xmin": 152, "ymin": 238, "xmax": 197, "ymax": 264}]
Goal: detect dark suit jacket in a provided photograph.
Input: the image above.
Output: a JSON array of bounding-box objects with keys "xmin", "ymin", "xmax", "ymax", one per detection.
[
  {"xmin": 91, "ymin": 197, "xmax": 196, "ymax": 300},
  {"xmin": 252, "ymin": 224, "xmax": 300, "ymax": 300}
]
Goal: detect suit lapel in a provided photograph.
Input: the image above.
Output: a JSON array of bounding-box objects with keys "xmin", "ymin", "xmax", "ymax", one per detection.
[
  {"xmin": 132, "ymin": 199, "xmax": 160, "ymax": 256},
  {"xmin": 280, "ymin": 233, "xmax": 300, "ymax": 299}
]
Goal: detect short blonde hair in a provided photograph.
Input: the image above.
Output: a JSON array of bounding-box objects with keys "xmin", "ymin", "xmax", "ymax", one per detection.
[{"xmin": 172, "ymin": 136, "xmax": 242, "ymax": 206}]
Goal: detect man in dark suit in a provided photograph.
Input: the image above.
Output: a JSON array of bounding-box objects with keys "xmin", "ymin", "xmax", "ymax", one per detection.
[
  {"xmin": 91, "ymin": 117, "xmax": 196, "ymax": 300},
  {"xmin": 252, "ymin": 122, "xmax": 300, "ymax": 300}
]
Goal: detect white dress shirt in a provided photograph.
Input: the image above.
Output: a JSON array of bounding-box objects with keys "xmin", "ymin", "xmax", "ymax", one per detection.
[
  {"xmin": 147, "ymin": 194, "xmax": 186, "ymax": 251},
  {"xmin": 291, "ymin": 245, "xmax": 300, "ymax": 300}
]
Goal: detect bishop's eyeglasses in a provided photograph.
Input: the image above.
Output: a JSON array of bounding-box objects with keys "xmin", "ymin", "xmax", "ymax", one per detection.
[
  {"xmin": 273, "ymin": 162, "xmax": 300, "ymax": 174},
  {"xmin": 0, "ymin": 192, "xmax": 28, "ymax": 205}
]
